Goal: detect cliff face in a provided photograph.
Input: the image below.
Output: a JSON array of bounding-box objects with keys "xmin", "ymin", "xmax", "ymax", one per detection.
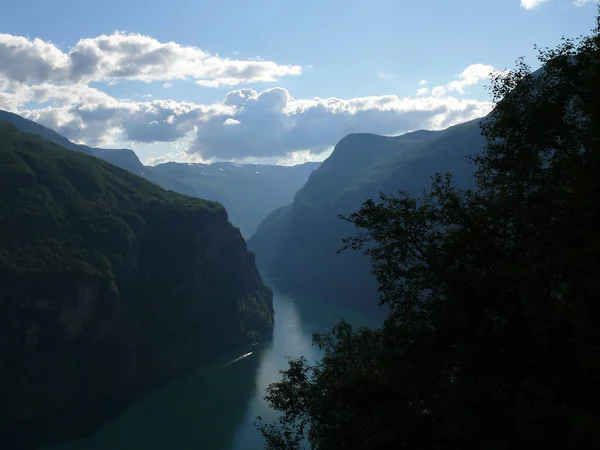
[
  {"xmin": 0, "ymin": 122, "xmax": 273, "ymax": 448},
  {"xmin": 248, "ymin": 119, "xmax": 485, "ymax": 311}
]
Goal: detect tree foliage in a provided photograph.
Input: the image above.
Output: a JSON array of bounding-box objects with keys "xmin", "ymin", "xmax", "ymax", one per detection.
[{"xmin": 256, "ymin": 10, "xmax": 600, "ymax": 450}]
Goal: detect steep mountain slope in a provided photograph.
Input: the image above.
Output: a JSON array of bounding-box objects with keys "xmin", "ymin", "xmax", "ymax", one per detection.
[
  {"xmin": 248, "ymin": 119, "xmax": 485, "ymax": 310},
  {"xmin": 151, "ymin": 161, "xmax": 320, "ymax": 237},
  {"xmin": 0, "ymin": 110, "xmax": 91, "ymax": 155},
  {"xmin": 0, "ymin": 110, "xmax": 319, "ymax": 237},
  {"xmin": 0, "ymin": 122, "xmax": 273, "ymax": 449},
  {"xmin": 0, "ymin": 110, "xmax": 196, "ymax": 196}
]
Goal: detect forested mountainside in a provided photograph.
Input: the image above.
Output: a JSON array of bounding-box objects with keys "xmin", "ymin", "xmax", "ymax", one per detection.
[
  {"xmin": 248, "ymin": 119, "xmax": 484, "ymax": 310},
  {"xmin": 0, "ymin": 110, "xmax": 319, "ymax": 238},
  {"xmin": 0, "ymin": 122, "xmax": 274, "ymax": 449},
  {"xmin": 0, "ymin": 110, "xmax": 198, "ymax": 195}
]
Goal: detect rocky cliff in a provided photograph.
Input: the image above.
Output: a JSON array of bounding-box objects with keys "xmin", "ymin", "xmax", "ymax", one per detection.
[{"xmin": 0, "ymin": 122, "xmax": 274, "ymax": 449}]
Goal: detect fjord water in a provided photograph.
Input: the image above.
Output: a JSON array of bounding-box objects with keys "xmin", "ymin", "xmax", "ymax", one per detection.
[{"xmin": 47, "ymin": 289, "xmax": 384, "ymax": 450}]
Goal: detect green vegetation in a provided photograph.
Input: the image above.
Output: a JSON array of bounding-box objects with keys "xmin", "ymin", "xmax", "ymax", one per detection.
[
  {"xmin": 256, "ymin": 12, "xmax": 600, "ymax": 449},
  {"xmin": 0, "ymin": 109, "xmax": 319, "ymax": 239},
  {"xmin": 0, "ymin": 122, "xmax": 273, "ymax": 448},
  {"xmin": 0, "ymin": 120, "xmax": 222, "ymax": 282},
  {"xmin": 0, "ymin": 110, "xmax": 90, "ymax": 154},
  {"xmin": 0, "ymin": 109, "xmax": 199, "ymax": 197}
]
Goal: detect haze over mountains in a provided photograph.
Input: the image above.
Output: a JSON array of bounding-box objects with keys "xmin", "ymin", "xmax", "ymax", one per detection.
[
  {"xmin": 0, "ymin": 110, "xmax": 320, "ymax": 237},
  {"xmin": 0, "ymin": 103, "xmax": 493, "ymax": 317},
  {"xmin": 0, "ymin": 1, "xmax": 596, "ymax": 448},
  {"xmin": 0, "ymin": 106, "xmax": 487, "ymax": 313},
  {"xmin": 0, "ymin": 50, "xmax": 589, "ymax": 448},
  {"xmin": 151, "ymin": 161, "xmax": 320, "ymax": 237}
]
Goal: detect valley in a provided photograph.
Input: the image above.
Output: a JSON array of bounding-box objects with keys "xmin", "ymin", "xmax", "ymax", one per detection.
[{"xmin": 0, "ymin": 8, "xmax": 598, "ymax": 448}]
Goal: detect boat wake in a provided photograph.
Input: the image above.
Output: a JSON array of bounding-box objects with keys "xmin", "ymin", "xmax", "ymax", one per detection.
[{"xmin": 221, "ymin": 352, "xmax": 253, "ymax": 368}]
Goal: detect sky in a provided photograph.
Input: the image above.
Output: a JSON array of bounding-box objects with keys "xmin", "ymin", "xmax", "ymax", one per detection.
[{"xmin": 0, "ymin": 0, "xmax": 596, "ymax": 166}]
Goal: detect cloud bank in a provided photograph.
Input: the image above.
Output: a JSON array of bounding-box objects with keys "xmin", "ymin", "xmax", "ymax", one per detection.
[
  {"xmin": 187, "ymin": 86, "xmax": 492, "ymax": 159},
  {"xmin": 0, "ymin": 32, "xmax": 302, "ymax": 87},
  {"xmin": 0, "ymin": 32, "xmax": 495, "ymax": 164},
  {"xmin": 3, "ymin": 81, "xmax": 493, "ymax": 161}
]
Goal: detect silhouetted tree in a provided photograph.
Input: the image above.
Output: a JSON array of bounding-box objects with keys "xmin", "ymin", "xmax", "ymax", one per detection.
[{"xmin": 256, "ymin": 9, "xmax": 600, "ymax": 449}]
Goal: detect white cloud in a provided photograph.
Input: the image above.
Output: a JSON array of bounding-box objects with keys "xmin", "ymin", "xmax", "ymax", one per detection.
[
  {"xmin": 0, "ymin": 32, "xmax": 301, "ymax": 87},
  {"xmin": 145, "ymin": 146, "xmax": 331, "ymax": 167},
  {"xmin": 431, "ymin": 86, "xmax": 447, "ymax": 97},
  {"xmin": 446, "ymin": 63, "xmax": 495, "ymax": 94},
  {"xmin": 1, "ymin": 60, "xmax": 494, "ymax": 162},
  {"xmin": 146, "ymin": 148, "xmax": 209, "ymax": 166},
  {"xmin": 377, "ymin": 72, "xmax": 394, "ymax": 79},
  {"xmin": 419, "ymin": 79, "xmax": 428, "ymax": 85},
  {"xmin": 520, "ymin": 0, "xmax": 549, "ymax": 9},
  {"xmin": 163, "ymin": 82, "xmax": 172, "ymax": 88},
  {"xmin": 276, "ymin": 148, "xmax": 333, "ymax": 166},
  {"xmin": 574, "ymin": 0, "xmax": 597, "ymax": 5},
  {"xmin": 426, "ymin": 63, "xmax": 495, "ymax": 99},
  {"xmin": 186, "ymin": 87, "xmax": 492, "ymax": 159},
  {"xmin": 4, "ymin": 83, "xmax": 492, "ymax": 160}
]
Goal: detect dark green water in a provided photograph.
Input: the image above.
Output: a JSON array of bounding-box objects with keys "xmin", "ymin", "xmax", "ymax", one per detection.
[{"xmin": 46, "ymin": 290, "xmax": 383, "ymax": 450}]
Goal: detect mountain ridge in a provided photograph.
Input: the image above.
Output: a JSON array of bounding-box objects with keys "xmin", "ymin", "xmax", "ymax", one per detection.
[
  {"xmin": 248, "ymin": 118, "xmax": 486, "ymax": 310},
  {"xmin": 0, "ymin": 110, "xmax": 320, "ymax": 237},
  {"xmin": 151, "ymin": 160, "xmax": 320, "ymax": 237}
]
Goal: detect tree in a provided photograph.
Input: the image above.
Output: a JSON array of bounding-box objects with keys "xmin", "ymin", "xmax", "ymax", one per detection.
[{"xmin": 256, "ymin": 10, "xmax": 600, "ymax": 449}]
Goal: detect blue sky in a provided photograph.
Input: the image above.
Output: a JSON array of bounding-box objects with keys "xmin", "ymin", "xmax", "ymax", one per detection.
[{"xmin": 0, "ymin": 0, "xmax": 596, "ymax": 164}]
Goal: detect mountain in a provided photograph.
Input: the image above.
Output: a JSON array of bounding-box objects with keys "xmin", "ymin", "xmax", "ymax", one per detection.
[
  {"xmin": 0, "ymin": 110, "xmax": 138, "ymax": 171},
  {"xmin": 151, "ymin": 161, "xmax": 320, "ymax": 237},
  {"xmin": 0, "ymin": 110, "xmax": 319, "ymax": 238},
  {"xmin": 248, "ymin": 118, "xmax": 486, "ymax": 311},
  {"xmin": 0, "ymin": 122, "xmax": 274, "ymax": 449},
  {"xmin": 0, "ymin": 110, "xmax": 197, "ymax": 196}
]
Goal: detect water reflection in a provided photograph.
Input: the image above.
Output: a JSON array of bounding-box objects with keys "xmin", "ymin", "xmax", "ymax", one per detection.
[
  {"xmin": 46, "ymin": 291, "xmax": 384, "ymax": 450},
  {"xmin": 48, "ymin": 340, "xmax": 268, "ymax": 450}
]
